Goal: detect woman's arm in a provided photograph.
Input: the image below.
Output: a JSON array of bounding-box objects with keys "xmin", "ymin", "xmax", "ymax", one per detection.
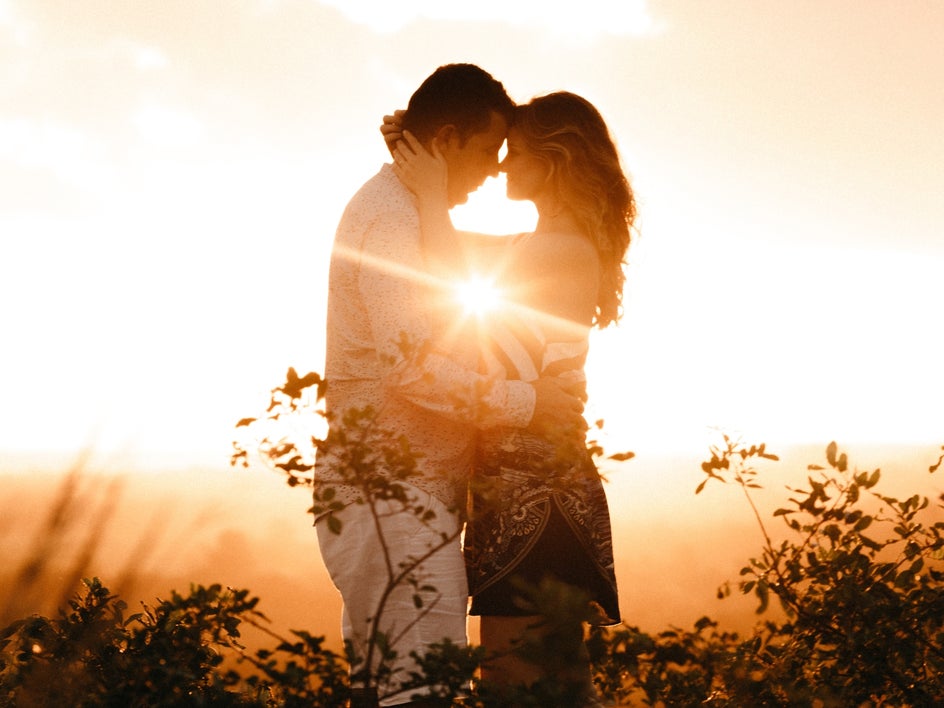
[
  {"xmin": 390, "ymin": 132, "xmax": 461, "ymax": 275},
  {"xmin": 392, "ymin": 131, "xmax": 513, "ymax": 277},
  {"xmin": 381, "ymin": 111, "xmax": 517, "ymax": 256}
]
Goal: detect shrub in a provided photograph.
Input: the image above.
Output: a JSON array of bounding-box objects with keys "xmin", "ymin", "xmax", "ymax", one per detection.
[
  {"xmin": 4, "ymin": 362, "xmax": 941, "ymax": 706},
  {"xmin": 591, "ymin": 437, "xmax": 944, "ymax": 706}
]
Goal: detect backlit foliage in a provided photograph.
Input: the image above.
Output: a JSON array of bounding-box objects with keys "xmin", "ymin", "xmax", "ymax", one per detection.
[{"xmin": 2, "ymin": 367, "xmax": 941, "ymax": 706}]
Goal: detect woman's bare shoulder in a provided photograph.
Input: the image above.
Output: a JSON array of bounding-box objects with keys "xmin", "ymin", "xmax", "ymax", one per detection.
[
  {"xmin": 520, "ymin": 230, "xmax": 599, "ymax": 275},
  {"xmin": 526, "ymin": 229, "xmax": 595, "ymax": 250},
  {"xmin": 512, "ymin": 231, "xmax": 600, "ymax": 328}
]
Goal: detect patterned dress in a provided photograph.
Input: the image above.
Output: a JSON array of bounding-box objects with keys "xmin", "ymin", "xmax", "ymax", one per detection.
[{"xmin": 464, "ymin": 307, "xmax": 621, "ymax": 625}]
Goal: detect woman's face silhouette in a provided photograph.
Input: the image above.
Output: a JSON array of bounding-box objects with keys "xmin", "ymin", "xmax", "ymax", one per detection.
[{"xmin": 500, "ymin": 128, "xmax": 549, "ymax": 203}]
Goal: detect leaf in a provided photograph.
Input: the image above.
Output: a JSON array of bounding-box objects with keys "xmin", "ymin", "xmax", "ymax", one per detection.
[
  {"xmin": 276, "ymin": 455, "xmax": 312, "ymax": 473},
  {"xmin": 608, "ymin": 451, "xmax": 636, "ymax": 462},
  {"xmin": 694, "ymin": 616, "xmax": 716, "ymax": 631},
  {"xmin": 847, "ymin": 483, "xmax": 860, "ymax": 503},
  {"xmin": 895, "ymin": 570, "xmax": 915, "ymax": 589},
  {"xmin": 230, "ymin": 450, "xmax": 248, "ymax": 468},
  {"xmin": 930, "ymin": 448, "xmax": 944, "ymax": 473},
  {"xmin": 755, "ymin": 579, "xmax": 770, "ymax": 614},
  {"xmin": 282, "ymin": 368, "xmax": 323, "ymax": 399},
  {"xmin": 826, "ymin": 441, "xmax": 838, "ymax": 467},
  {"xmin": 236, "ymin": 417, "xmax": 256, "ymax": 428}
]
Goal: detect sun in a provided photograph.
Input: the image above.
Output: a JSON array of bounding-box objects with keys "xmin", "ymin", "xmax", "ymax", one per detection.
[{"xmin": 453, "ymin": 275, "xmax": 503, "ymax": 317}]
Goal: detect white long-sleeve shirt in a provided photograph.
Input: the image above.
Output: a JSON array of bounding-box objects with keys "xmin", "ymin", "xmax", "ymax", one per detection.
[{"xmin": 315, "ymin": 165, "xmax": 535, "ymax": 511}]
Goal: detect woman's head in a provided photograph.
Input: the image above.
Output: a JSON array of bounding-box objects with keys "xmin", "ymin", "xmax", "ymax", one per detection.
[{"xmin": 504, "ymin": 92, "xmax": 636, "ymax": 328}]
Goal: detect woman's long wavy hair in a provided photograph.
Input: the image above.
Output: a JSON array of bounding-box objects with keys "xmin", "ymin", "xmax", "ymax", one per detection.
[{"xmin": 513, "ymin": 92, "xmax": 636, "ymax": 328}]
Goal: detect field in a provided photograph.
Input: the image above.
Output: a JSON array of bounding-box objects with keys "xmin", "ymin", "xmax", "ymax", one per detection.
[{"xmin": 4, "ymin": 441, "xmax": 940, "ymax": 657}]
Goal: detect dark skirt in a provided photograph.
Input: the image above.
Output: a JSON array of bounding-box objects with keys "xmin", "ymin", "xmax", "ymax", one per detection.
[{"xmin": 464, "ymin": 429, "xmax": 621, "ymax": 626}]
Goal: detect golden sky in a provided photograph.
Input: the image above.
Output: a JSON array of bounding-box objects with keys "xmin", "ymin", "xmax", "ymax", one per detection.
[{"xmin": 1, "ymin": 0, "xmax": 942, "ymax": 472}]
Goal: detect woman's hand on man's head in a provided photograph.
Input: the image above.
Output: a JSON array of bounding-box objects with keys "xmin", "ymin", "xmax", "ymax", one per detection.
[{"xmin": 380, "ymin": 109, "xmax": 405, "ymax": 155}]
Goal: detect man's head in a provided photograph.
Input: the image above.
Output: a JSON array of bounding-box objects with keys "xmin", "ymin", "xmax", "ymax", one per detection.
[{"xmin": 401, "ymin": 64, "xmax": 514, "ymax": 206}]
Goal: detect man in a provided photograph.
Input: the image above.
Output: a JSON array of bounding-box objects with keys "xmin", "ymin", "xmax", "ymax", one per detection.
[{"xmin": 315, "ymin": 64, "xmax": 583, "ymax": 708}]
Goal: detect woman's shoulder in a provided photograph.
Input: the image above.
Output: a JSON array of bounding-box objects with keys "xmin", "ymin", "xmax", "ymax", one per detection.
[
  {"xmin": 518, "ymin": 230, "xmax": 599, "ymax": 274},
  {"xmin": 511, "ymin": 230, "xmax": 599, "ymax": 328},
  {"xmin": 523, "ymin": 229, "xmax": 594, "ymax": 250}
]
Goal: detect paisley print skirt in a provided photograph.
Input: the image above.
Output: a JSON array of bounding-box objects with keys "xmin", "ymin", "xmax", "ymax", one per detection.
[{"xmin": 464, "ymin": 429, "xmax": 621, "ymax": 625}]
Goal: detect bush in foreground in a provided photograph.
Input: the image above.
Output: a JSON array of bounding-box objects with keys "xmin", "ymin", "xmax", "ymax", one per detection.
[
  {"xmin": 3, "ymin": 438, "xmax": 941, "ymax": 706},
  {"xmin": 3, "ymin": 364, "xmax": 942, "ymax": 705}
]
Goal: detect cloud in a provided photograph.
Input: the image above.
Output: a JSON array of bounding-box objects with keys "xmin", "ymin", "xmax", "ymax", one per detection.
[
  {"xmin": 316, "ymin": 0, "xmax": 658, "ymax": 37},
  {"xmin": 96, "ymin": 37, "xmax": 170, "ymax": 72},
  {"xmin": 133, "ymin": 101, "xmax": 204, "ymax": 147},
  {"xmin": 130, "ymin": 44, "xmax": 169, "ymax": 71},
  {"xmin": 0, "ymin": 0, "xmax": 34, "ymax": 47},
  {"xmin": 0, "ymin": 0, "xmax": 19, "ymax": 29},
  {"xmin": 0, "ymin": 116, "xmax": 114, "ymax": 197}
]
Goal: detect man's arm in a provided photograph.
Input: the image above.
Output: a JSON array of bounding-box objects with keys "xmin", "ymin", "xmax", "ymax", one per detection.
[{"xmin": 359, "ymin": 210, "xmax": 542, "ymax": 430}]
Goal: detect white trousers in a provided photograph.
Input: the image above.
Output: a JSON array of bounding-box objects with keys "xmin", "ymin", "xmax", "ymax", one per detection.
[{"xmin": 316, "ymin": 484, "xmax": 468, "ymax": 706}]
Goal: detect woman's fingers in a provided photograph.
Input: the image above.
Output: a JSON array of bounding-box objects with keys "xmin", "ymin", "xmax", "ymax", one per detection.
[
  {"xmin": 380, "ymin": 109, "xmax": 405, "ymax": 131},
  {"xmin": 393, "ymin": 143, "xmax": 413, "ymax": 165},
  {"xmin": 392, "ymin": 132, "xmax": 446, "ymax": 191},
  {"xmin": 401, "ymin": 131, "xmax": 423, "ymax": 151}
]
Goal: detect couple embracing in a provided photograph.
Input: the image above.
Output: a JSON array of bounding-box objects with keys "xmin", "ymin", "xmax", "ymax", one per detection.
[{"xmin": 314, "ymin": 63, "xmax": 635, "ymax": 707}]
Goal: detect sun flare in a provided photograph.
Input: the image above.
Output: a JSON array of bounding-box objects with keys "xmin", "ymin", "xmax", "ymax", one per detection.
[{"xmin": 454, "ymin": 275, "xmax": 503, "ymax": 317}]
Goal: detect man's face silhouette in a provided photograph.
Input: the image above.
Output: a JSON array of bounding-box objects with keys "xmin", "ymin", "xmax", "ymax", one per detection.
[{"xmin": 438, "ymin": 111, "xmax": 508, "ymax": 207}]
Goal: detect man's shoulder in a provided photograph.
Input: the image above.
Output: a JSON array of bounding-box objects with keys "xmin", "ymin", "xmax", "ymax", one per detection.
[
  {"xmin": 345, "ymin": 164, "xmax": 414, "ymax": 216},
  {"xmin": 336, "ymin": 166, "xmax": 419, "ymax": 254}
]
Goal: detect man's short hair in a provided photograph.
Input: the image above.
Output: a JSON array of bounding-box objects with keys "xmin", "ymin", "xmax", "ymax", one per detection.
[{"xmin": 401, "ymin": 63, "xmax": 515, "ymax": 146}]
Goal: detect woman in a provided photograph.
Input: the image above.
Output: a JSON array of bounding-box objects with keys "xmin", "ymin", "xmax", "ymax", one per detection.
[{"xmin": 387, "ymin": 92, "xmax": 635, "ymax": 702}]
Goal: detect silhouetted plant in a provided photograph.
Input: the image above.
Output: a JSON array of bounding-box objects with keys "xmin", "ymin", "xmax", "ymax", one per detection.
[
  {"xmin": 232, "ymin": 374, "xmax": 944, "ymax": 705},
  {"xmin": 692, "ymin": 435, "xmax": 944, "ymax": 706},
  {"xmin": 233, "ymin": 368, "xmax": 479, "ymax": 704},
  {"xmin": 6, "ymin": 362, "xmax": 942, "ymax": 706},
  {"xmin": 232, "ymin": 367, "xmax": 634, "ymax": 706},
  {"xmin": 0, "ymin": 577, "xmax": 269, "ymax": 707},
  {"xmin": 238, "ymin": 625, "xmax": 349, "ymax": 706},
  {"xmin": 572, "ymin": 437, "xmax": 944, "ymax": 707}
]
